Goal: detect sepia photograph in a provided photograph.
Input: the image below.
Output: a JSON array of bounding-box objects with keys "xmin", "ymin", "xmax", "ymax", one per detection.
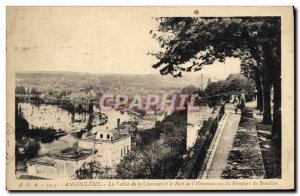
[{"xmin": 6, "ymin": 6, "xmax": 294, "ymax": 191}]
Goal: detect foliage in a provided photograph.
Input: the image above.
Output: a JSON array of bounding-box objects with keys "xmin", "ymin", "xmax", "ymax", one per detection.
[
  {"xmin": 25, "ymin": 140, "xmax": 41, "ymax": 159},
  {"xmin": 181, "ymin": 84, "xmax": 199, "ymax": 95},
  {"xmin": 116, "ymin": 140, "xmax": 184, "ymax": 179},
  {"xmin": 75, "ymin": 161, "xmax": 106, "ymax": 179},
  {"xmin": 15, "ymin": 105, "xmax": 60, "ymax": 143},
  {"xmin": 26, "ymin": 127, "xmax": 56, "ymax": 137},
  {"xmin": 15, "ymin": 86, "xmax": 27, "ymax": 94},
  {"xmin": 116, "ymin": 110, "xmax": 187, "ymax": 179},
  {"xmin": 31, "ymin": 88, "xmax": 39, "ymax": 95},
  {"xmin": 150, "ymin": 17, "xmax": 281, "ymax": 139},
  {"xmin": 15, "ymin": 114, "xmax": 30, "ymax": 139},
  {"xmin": 149, "ymin": 17, "xmax": 280, "ymax": 80},
  {"xmin": 205, "ymin": 73, "xmax": 256, "ymax": 97},
  {"xmin": 15, "ymin": 139, "xmax": 41, "ymax": 170}
]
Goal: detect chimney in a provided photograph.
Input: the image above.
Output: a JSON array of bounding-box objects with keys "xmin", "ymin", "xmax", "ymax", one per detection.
[{"xmin": 117, "ymin": 118, "xmax": 120, "ymax": 131}]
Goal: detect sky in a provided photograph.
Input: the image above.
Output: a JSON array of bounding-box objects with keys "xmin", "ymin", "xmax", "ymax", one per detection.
[{"xmin": 7, "ymin": 7, "xmax": 240, "ymax": 81}]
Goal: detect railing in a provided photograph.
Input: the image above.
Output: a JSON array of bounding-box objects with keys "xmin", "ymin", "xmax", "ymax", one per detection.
[{"xmin": 176, "ymin": 103, "xmax": 225, "ymax": 179}]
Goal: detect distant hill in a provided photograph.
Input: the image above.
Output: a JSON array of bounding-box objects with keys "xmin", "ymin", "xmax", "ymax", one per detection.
[{"xmin": 16, "ymin": 71, "xmax": 210, "ymax": 92}]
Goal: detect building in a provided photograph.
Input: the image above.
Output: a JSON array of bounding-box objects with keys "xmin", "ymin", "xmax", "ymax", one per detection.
[
  {"xmin": 79, "ymin": 125, "xmax": 131, "ymax": 168},
  {"xmin": 26, "ymin": 119, "xmax": 131, "ymax": 179},
  {"xmin": 26, "ymin": 148, "xmax": 94, "ymax": 179}
]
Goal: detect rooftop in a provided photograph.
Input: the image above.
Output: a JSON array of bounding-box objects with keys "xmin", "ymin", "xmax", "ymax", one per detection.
[
  {"xmin": 50, "ymin": 148, "xmax": 93, "ymax": 161},
  {"xmin": 27, "ymin": 156, "xmax": 56, "ymax": 167},
  {"xmin": 27, "ymin": 148, "xmax": 94, "ymax": 166}
]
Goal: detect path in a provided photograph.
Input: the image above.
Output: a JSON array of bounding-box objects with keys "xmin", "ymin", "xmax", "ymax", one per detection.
[
  {"xmin": 199, "ymin": 102, "xmax": 266, "ymax": 179},
  {"xmin": 199, "ymin": 104, "xmax": 241, "ymax": 179}
]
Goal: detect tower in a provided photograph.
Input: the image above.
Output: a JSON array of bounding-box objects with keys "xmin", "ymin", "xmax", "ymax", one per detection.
[
  {"xmin": 207, "ymin": 77, "xmax": 212, "ymax": 85},
  {"xmin": 200, "ymin": 74, "xmax": 204, "ymax": 90}
]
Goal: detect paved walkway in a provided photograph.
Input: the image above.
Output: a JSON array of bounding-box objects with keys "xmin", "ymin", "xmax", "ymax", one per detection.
[{"xmin": 200, "ymin": 104, "xmax": 241, "ymax": 179}]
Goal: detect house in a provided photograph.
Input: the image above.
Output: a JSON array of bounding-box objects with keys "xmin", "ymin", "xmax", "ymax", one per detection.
[
  {"xmin": 79, "ymin": 124, "xmax": 131, "ymax": 168},
  {"xmin": 26, "ymin": 148, "xmax": 94, "ymax": 179},
  {"xmin": 25, "ymin": 120, "xmax": 132, "ymax": 179}
]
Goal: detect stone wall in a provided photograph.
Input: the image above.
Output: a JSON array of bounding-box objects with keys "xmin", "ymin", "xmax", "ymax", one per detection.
[{"xmin": 176, "ymin": 104, "xmax": 225, "ymax": 179}]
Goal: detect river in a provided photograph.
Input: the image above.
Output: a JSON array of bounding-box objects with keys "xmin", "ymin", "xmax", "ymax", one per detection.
[
  {"xmin": 19, "ymin": 103, "xmax": 133, "ymax": 155},
  {"xmin": 186, "ymin": 106, "xmax": 214, "ymax": 150}
]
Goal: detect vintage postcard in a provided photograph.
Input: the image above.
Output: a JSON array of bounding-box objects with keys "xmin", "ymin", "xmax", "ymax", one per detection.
[{"xmin": 6, "ymin": 6, "xmax": 294, "ymax": 191}]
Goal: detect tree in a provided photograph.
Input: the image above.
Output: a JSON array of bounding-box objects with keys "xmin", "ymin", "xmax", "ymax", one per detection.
[
  {"xmin": 15, "ymin": 104, "xmax": 29, "ymax": 139},
  {"xmin": 15, "ymin": 86, "xmax": 26, "ymax": 94},
  {"xmin": 60, "ymin": 90, "xmax": 67, "ymax": 97},
  {"xmin": 225, "ymin": 74, "xmax": 256, "ymax": 94},
  {"xmin": 116, "ymin": 111, "xmax": 187, "ymax": 179},
  {"xmin": 181, "ymin": 84, "xmax": 199, "ymax": 95},
  {"xmin": 25, "ymin": 140, "xmax": 41, "ymax": 159},
  {"xmin": 115, "ymin": 153, "xmax": 144, "ymax": 179},
  {"xmin": 204, "ymin": 80, "xmax": 227, "ymax": 97},
  {"xmin": 31, "ymin": 88, "xmax": 39, "ymax": 95},
  {"xmin": 150, "ymin": 17, "xmax": 281, "ymax": 142},
  {"xmin": 204, "ymin": 74, "xmax": 256, "ymax": 105},
  {"xmin": 116, "ymin": 141, "xmax": 182, "ymax": 179},
  {"xmin": 75, "ymin": 161, "xmax": 106, "ymax": 179},
  {"xmin": 16, "ymin": 138, "xmax": 41, "ymax": 164}
]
